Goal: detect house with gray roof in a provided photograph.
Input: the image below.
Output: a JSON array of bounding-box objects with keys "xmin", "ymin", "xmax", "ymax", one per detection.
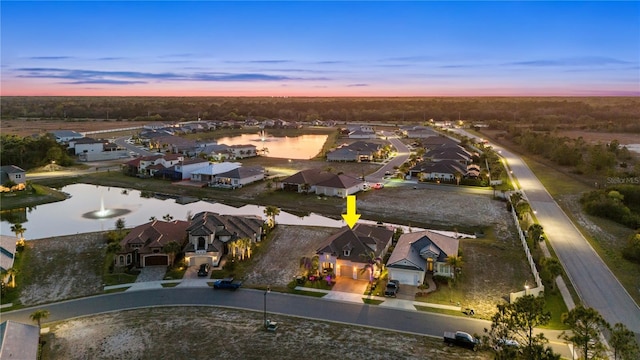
[
  {"xmin": 409, "ymin": 159, "xmax": 468, "ymax": 181},
  {"xmin": 50, "ymin": 130, "xmax": 84, "ymax": 143},
  {"xmin": 213, "ymin": 166, "xmax": 265, "ymax": 189},
  {"xmin": 184, "ymin": 212, "xmax": 263, "ymax": 267},
  {"xmin": 316, "ymin": 224, "xmax": 394, "ymax": 280},
  {"xmin": 0, "ymin": 166, "xmax": 25, "ymax": 185},
  {"xmin": 279, "ymin": 168, "xmax": 365, "ymax": 198},
  {"xmin": 386, "ymin": 230, "xmax": 459, "ymax": 285},
  {"xmin": 0, "ymin": 320, "xmax": 40, "ymax": 360}
]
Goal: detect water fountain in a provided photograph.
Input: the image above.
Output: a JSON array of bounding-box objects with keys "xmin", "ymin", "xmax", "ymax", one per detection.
[{"xmin": 82, "ymin": 194, "xmax": 131, "ymax": 219}]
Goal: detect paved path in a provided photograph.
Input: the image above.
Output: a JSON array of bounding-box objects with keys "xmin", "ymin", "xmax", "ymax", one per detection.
[{"xmin": 453, "ymin": 128, "xmax": 640, "ymax": 338}]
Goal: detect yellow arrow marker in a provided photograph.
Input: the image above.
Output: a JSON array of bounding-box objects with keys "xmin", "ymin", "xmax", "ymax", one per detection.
[{"xmin": 341, "ymin": 195, "xmax": 361, "ymax": 229}]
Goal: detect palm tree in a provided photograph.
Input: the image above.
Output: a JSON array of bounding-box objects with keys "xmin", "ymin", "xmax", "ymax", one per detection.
[
  {"xmin": 30, "ymin": 309, "xmax": 50, "ymax": 329},
  {"xmin": 528, "ymin": 224, "xmax": 544, "ymax": 248},
  {"xmin": 264, "ymin": 206, "xmax": 280, "ymax": 229},
  {"xmin": 446, "ymin": 255, "xmax": 463, "ymax": 280},
  {"xmin": 359, "ymin": 251, "xmax": 382, "ymax": 285},
  {"xmin": 10, "ymin": 223, "xmax": 26, "ymax": 241},
  {"xmin": 149, "ymin": 216, "xmax": 157, "ymax": 221},
  {"xmin": 5, "ymin": 267, "xmax": 17, "ymax": 288},
  {"xmin": 163, "ymin": 241, "xmax": 182, "ymax": 266},
  {"xmin": 229, "ymin": 239, "xmax": 239, "ymax": 259},
  {"xmin": 163, "ymin": 213, "xmax": 174, "ymax": 222}
]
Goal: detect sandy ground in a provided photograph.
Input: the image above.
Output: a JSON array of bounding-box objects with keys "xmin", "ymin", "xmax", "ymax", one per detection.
[
  {"xmin": 244, "ymin": 225, "xmax": 337, "ymax": 287},
  {"xmin": 41, "ymin": 307, "xmax": 490, "ymax": 360},
  {"xmin": 20, "ymin": 232, "xmax": 106, "ymax": 306}
]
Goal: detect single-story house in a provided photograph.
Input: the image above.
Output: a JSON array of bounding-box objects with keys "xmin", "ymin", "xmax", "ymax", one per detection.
[
  {"xmin": 316, "ymin": 224, "xmax": 394, "ymax": 280},
  {"xmin": 425, "ymin": 146, "xmax": 473, "ymax": 165},
  {"xmin": 386, "ymin": 230, "xmax": 459, "ymax": 285},
  {"xmin": 326, "ymin": 141, "xmax": 383, "ymax": 162},
  {"xmin": 410, "ymin": 159, "xmax": 467, "ymax": 181},
  {"xmin": 117, "ymin": 220, "xmax": 189, "ymax": 267},
  {"xmin": 212, "ymin": 166, "xmax": 265, "ymax": 188},
  {"xmin": 0, "ymin": 235, "xmax": 17, "ymax": 288},
  {"xmin": 0, "ymin": 165, "xmax": 26, "ymax": 185},
  {"xmin": 418, "ymin": 136, "xmax": 460, "ymax": 150},
  {"xmin": 50, "ymin": 130, "xmax": 84, "ymax": 143},
  {"xmin": 190, "ymin": 162, "xmax": 242, "ymax": 184},
  {"xmin": 70, "ymin": 137, "xmax": 105, "ymax": 155},
  {"xmin": 278, "ymin": 168, "xmax": 365, "ymax": 198},
  {"xmin": 0, "ymin": 320, "xmax": 40, "ymax": 360},
  {"xmin": 226, "ymin": 144, "xmax": 258, "ymax": 159},
  {"xmin": 184, "ymin": 212, "xmax": 263, "ymax": 267}
]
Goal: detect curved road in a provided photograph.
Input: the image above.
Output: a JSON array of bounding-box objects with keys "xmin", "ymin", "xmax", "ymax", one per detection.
[
  {"xmin": 1, "ymin": 287, "xmax": 570, "ymax": 356},
  {"xmin": 452, "ymin": 128, "xmax": 640, "ymax": 338}
]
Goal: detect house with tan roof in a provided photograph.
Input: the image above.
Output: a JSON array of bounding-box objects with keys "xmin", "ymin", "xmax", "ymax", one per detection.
[
  {"xmin": 278, "ymin": 168, "xmax": 365, "ymax": 198},
  {"xmin": 386, "ymin": 230, "xmax": 459, "ymax": 285},
  {"xmin": 316, "ymin": 224, "xmax": 394, "ymax": 280}
]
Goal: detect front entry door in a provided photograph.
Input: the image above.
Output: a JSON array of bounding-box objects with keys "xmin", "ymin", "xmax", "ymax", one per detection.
[{"xmin": 427, "ymin": 258, "xmax": 434, "ymax": 272}]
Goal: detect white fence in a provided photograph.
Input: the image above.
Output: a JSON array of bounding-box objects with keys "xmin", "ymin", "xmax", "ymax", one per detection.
[{"xmin": 509, "ymin": 205, "xmax": 544, "ymax": 302}]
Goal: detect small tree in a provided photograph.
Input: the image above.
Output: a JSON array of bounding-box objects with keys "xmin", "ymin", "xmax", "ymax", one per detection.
[
  {"xmin": 540, "ymin": 257, "xmax": 563, "ymax": 290},
  {"xmin": 30, "ymin": 309, "xmax": 50, "ymax": 329},
  {"xmin": 106, "ymin": 242, "xmax": 122, "ymax": 254},
  {"xmin": 560, "ymin": 305, "xmax": 610, "ymax": 360},
  {"xmin": 115, "ymin": 218, "xmax": 126, "ymax": 232},
  {"xmin": 263, "ymin": 206, "xmax": 280, "ymax": 229},
  {"xmin": 446, "ymin": 254, "xmax": 463, "ymax": 281},
  {"xmin": 359, "ymin": 251, "xmax": 382, "ymax": 285},
  {"xmin": 5, "ymin": 268, "xmax": 17, "ymax": 288},
  {"xmin": 610, "ymin": 322, "xmax": 640, "ymax": 360},
  {"xmin": 10, "ymin": 223, "xmax": 26, "ymax": 240},
  {"xmin": 528, "ymin": 224, "xmax": 544, "ymax": 249},
  {"xmin": 163, "ymin": 241, "xmax": 182, "ymax": 266}
]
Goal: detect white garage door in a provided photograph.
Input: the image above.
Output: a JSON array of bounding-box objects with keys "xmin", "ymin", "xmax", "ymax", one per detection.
[
  {"xmin": 189, "ymin": 256, "xmax": 212, "ymax": 267},
  {"xmin": 388, "ymin": 268, "xmax": 422, "ymax": 286}
]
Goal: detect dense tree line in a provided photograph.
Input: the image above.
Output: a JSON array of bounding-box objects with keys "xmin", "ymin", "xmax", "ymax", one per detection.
[
  {"xmin": 0, "ymin": 134, "xmax": 74, "ymax": 171},
  {"xmin": 580, "ymin": 185, "xmax": 640, "ymax": 230},
  {"xmin": 2, "ymin": 96, "xmax": 639, "ymax": 132}
]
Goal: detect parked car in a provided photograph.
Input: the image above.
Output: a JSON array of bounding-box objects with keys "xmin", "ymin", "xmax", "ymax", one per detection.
[
  {"xmin": 443, "ymin": 331, "xmax": 480, "ymax": 350},
  {"xmin": 213, "ymin": 278, "xmax": 243, "ymax": 290},
  {"xmin": 384, "ymin": 280, "xmax": 400, "ymax": 297},
  {"xmin": 197, "ymin": 263, "xmax": 210, "ymax": 277},
  {"xmin": 372, "ymin": 182, "xmax": 384, "ymax": 189}
]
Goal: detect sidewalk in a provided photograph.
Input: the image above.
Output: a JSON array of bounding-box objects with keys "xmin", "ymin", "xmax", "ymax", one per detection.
[{"xmin": 294, "ymin": 286, "xmax": 461, "ymax": 312}]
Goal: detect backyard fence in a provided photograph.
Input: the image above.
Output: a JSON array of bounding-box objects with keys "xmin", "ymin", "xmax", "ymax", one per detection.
[{"xmin": 509, "ymin": 204, "xmax": 544, "ymax": 303}]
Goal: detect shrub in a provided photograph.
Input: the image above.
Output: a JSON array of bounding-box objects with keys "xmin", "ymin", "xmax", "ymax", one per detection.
[{"xmin": 622, "ymin": 232, "xmax": 640, "ymax": 264}]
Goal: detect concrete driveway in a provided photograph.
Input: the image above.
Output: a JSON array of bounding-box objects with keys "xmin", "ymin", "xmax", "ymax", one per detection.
[{"xmin": 331, "ymin": 277, "xmax": 368, "ymax": 294}]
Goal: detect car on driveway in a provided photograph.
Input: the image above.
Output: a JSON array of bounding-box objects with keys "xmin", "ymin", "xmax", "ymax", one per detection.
[{"xmin": 197, "ymin": 263, "xmax": 210, "ymax": 277}]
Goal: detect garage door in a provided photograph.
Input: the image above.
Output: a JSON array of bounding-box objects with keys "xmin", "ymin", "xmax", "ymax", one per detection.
[
  {"xmin": 144, "ymin": 255, "xmax": 168, "ymax": 267},
  {"xmin": 189, "ymin": 256, "xmax": 211, "ymax": 267},
  {"xmin": 338, "ymin": 265, "xmax": 354, "ymax": 278},
  {"xmin": 357, "ymin": 266, "xmax": 371, "ymax": 280},
  {"xmin": 388, "ymin": 268, "xmax": 421, "ymax": 285}
]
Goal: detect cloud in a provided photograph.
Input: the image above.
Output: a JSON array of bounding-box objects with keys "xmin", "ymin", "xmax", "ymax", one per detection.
[
  {"xmin": 12, "ymin": 67, "xmax": 323, "ymax": 84},
  {"xmin": 96, "ymin": 57, "xmax": 126, "ymax": 61},
  {"xmin": 506, "ymin": 57, "xmax": 632, "ymax": 67},
  {"xmin": 347, "ymin": 83, "xmax": 369, "ymax": 87},
  {"xmin": 28, "ymin": 56, "xmax": 74, "ymax": 60},
  {"xmin": 225, "ymin": 59, "xmax": 293, "ymax": 64},
  {"xmin": 61, "ymin": 80, "xmax": 147, "ymax": 85},
  {"xmin": 382, "ymin": 55, "xmax": 438, "ymax": 63}
]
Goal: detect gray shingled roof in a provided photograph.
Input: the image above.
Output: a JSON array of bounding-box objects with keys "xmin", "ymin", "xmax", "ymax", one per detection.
[{"xmin": 387, "ymin": 230, "xmax": 459, "ymax": 270}]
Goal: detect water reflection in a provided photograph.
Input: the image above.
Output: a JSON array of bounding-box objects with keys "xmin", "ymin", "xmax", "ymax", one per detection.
[
  {"xmin": 0, "ymin": 184, "xmax": 344, "ymax": 240},
  {"xmin": 216, "ymin": 134, "xmax": 328, "ymax": 159}
]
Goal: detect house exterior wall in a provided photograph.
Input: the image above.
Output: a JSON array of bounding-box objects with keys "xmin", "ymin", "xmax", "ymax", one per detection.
[
  {"xmin": 176, "ymin": 162, "xmax": 210, "ymax": 179},
  {"xmin": 315, "ymin": 184, "xmax": 361, "ymax": 198},
  {"xmin": 74, "ymin": 143, "xmax": 103, "ymax": 155},
  {"xmin": 435, "ymin": 262, "xmax": 454, "ymax": 278},
  {"xmin": 422, "ymin": 171, "xmax": 455, "ymax": 180},
  {"xmin": 4, "ymin": 171, "xmax": 25, "ymax": 185}
]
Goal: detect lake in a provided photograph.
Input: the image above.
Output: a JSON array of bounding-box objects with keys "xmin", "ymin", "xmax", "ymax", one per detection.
[
  {"xmin": 216, "ymin": 134, "xmax": 328, "ymax": 159},
  {"xmin": 0, "ymin": 184, "xmax": 345, "ymax": 240}
]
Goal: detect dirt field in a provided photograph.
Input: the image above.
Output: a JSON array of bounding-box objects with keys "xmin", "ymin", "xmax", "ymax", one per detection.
[
  {"xmin": 244, "ymin": 225, "xmax": 337, "ymax": 287},
  {"xmin": 41, "ymin": 307, "xmax": 491, "ymax": 360},
  {"xmin": 20, "ymin": 232, "xmax": 106, "ymax": 306},
  {"xmin": 1, "ymin": 118, "xmax": 145, "ymax": 137},
  {"xmin": 554, "ymin": 130, "xmax": 640, "ymax": 145}
]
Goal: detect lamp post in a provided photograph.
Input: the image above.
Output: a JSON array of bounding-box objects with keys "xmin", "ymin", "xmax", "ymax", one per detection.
[
  {"xmin": 524, "ymin": 283, "xmax": 530, "ymax": 296},
  {"xmin": 263, "ymin": 286, "xmax": 271, "ymax": 329}
]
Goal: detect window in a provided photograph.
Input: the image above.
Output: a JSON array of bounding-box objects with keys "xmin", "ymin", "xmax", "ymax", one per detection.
[
  {"xmin": 126, "ymin": 254, "xmax": 132, "ymax": 264},
  {"xmin": 343, "ymin": 250, "xmax": 351, "ymax": 257}
]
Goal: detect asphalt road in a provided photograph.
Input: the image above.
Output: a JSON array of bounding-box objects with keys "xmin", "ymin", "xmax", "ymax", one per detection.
[
  {"xmin": 364, "ymin": 132, "xmax": 410, "ymax": 183},
  {"xmin": 1, "ymin": 288, "xmax": 571, "ymax": 357},
  {"xmin": 452, "ymin": 128, "xmax": 640, "ymax": 337}
]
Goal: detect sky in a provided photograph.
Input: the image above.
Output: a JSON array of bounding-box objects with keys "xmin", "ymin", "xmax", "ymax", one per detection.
[{"xmin": 1, "ymin": 1, "xmax": 638, "ymax": 97}]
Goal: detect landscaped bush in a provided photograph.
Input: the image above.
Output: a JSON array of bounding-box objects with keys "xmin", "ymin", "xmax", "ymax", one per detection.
[
  {"xmin": 580, "ymin": 189, "xmax": 640, "ymax": 229},
  {"xmin": 622, "ymin": 232, "xmax": 640, "ymax": 264}
]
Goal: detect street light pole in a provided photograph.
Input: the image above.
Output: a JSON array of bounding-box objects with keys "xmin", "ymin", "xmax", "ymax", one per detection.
[{"xmin": 263, "ymin": 286, "xmax": 271, "ymax": 329}]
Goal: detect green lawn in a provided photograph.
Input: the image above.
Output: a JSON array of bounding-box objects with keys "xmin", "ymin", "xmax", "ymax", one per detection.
[{"xmin": 0, "ymin": 184, "xmax": 68, "ymax": 211}]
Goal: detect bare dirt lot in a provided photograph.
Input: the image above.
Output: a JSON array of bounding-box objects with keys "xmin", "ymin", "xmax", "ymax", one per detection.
[
  {"xmin": 1, "ymin": 118, "xmax": 144, "ymax": 137},
  {"xmin": 41, "ymin": 307, "xmax": 490, "ymax": 360},
  {"xmin": 20, "ymin": 232, "xmax": 106, "ymax": 306}
]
